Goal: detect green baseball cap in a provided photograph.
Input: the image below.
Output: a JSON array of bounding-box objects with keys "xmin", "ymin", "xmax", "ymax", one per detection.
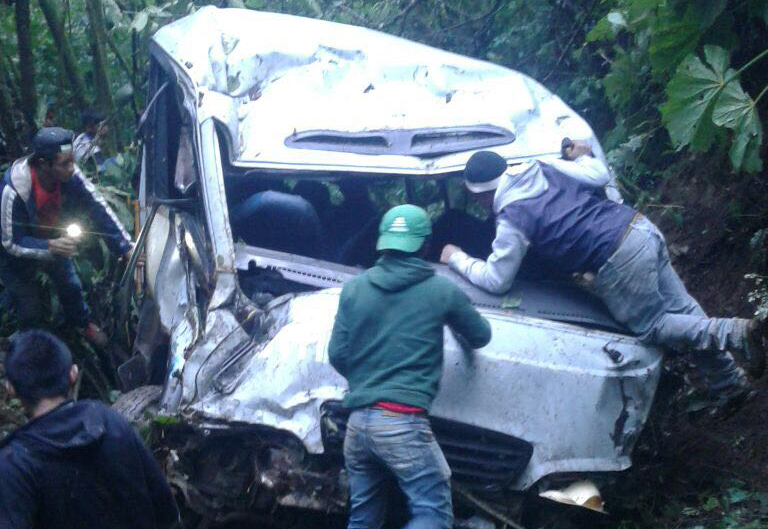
[{"xmin": 376, "ymin": 204, "xmax": 432, "ymax": 253}]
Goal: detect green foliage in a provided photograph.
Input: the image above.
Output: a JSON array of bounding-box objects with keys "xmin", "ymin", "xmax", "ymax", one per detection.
[
  {"xmin": 713, "ymin": 80, "xmax": 764, "ymax": 173},
  {"xmin": 662, "ymin": 46, "xmax": 733, "ymax": 153},
  {"xmin": 587, "ymin": 0, "xmax": 768, "ymax": 178},
  {"xmin": 662, "ymin": 45, "xmax": 766, "ymax": 172}
]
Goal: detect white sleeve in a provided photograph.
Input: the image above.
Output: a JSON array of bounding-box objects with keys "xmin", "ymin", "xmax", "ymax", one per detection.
[
  {"xmin": 543, "ymin": 155, "xmax": 611, "ymax": 188},
  {"xmin": 1, "ymin": 186, "xmax": 52, "ymax": 260},
  {"xmin": 72, "ymin": 134, "xmax": 89, "ymax": 163},
  {"xmin": 448, "ymin": 217, "xmax": 529, "ymax": 294}
]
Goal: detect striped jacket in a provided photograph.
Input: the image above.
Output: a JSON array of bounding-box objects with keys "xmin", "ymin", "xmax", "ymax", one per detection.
[{"xmin": 0, "ymin": 157, "xmax": 132, "ymax": 260}]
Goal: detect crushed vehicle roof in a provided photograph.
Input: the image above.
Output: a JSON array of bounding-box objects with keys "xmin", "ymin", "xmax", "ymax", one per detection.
[{"xmin": 152, "ymin": 6, "xmax": 611, "ymax": 177}]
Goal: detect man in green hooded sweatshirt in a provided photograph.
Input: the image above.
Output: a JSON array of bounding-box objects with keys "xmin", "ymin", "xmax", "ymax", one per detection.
[{"xmin": 329, "ymin": 204, "xmax": 492, "ymax": 529}]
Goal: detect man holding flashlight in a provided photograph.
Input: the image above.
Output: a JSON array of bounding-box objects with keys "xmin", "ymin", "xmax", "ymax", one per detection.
[{"xmin": 0, "ymin": 127, "xmax": 133, "ymax": 346}]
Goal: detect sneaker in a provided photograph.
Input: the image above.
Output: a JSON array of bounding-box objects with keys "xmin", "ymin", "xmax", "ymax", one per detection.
[
  {"xmin": 745, "ymin": 317, "xmax": 767, "ymax": 378},
  {"xmin": 83, "ymin": 323, "xmax": 109, "ymax": 347}
]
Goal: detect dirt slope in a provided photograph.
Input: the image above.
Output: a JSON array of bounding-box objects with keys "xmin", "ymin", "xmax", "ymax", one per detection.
[{"xmin": 600, "ymin": 160, "xmax": 768, "ymax": 527}]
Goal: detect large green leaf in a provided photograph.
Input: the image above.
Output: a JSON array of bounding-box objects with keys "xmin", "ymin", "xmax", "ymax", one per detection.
[
  {"xmin": 660, "ymin": 45, "xmax": 732, "ymax": 152},
  {"xmin": 688, "ymin": 0, "xmax": 727, "ymax": 29},
  {"xmin": 646, "ymin": 0, "xmax": 726, "ymax": 77},
  {"xmin": 712, "ymin": 81, "xmax": 764, "ymax": 172},
  {"xmin": 649, "ymin": 19, "xmax": 701, "ymax": 76}
]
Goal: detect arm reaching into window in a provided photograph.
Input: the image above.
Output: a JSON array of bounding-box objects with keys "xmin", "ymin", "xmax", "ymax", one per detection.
[{"xmin": 445, "ymin": 217, "xmax": 529, "ymax": 295}]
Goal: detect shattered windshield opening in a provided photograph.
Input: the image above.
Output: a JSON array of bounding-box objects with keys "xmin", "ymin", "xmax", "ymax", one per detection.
[
  {"xmin": 223, "ymin": 171, "xmax": 497, "ymax": 261},
  {"xmin": 220, "ymin": 165, "xmax": 503, "ymax": 303}
]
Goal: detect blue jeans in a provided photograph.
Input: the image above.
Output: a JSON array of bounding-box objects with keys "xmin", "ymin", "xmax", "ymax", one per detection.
[
  {"xmin": 594, "ymin": 216, "xmax": 747, "ymax": 392},
  {"xmin": 0, "ymin": 255, "xmax": 90, "ymax": 329},
  {"xmin": 343, "ymin": 407, "xmax": 453, "ymax": 529}
]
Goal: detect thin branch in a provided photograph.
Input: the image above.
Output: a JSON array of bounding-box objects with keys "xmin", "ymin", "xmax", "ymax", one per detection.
[
  {"xmin": 729, "ymin": 46, "xmax": 768, "ymax": 82},
  {"xmin": 0, "ymin": 51, "xmax": 24, "ymax": 115},
  {"xmin": 333, "ymin": 2, "xmax": 372, "ymax": 27},
  {"xmin": 304, "ymin": 0, "xmax": 324, "ymax": 18},
  {"xmin": 643, "ymin": 203, "xmax": 685, "ymax": 209},
  {"xmin": 472, "ymin": 0, "xmax": 505, "ymax": 56},
  {"xmin": 453, "ymin": 482, "xmax": 527, "ymax": 529},
  {"xmin": 105, "ymin": 29, "xmax": 133, "ymax": 80},
  {"xmin": 542, "ymin": 0, "xmax": 600, "ymax": 82},
  {"xmin": 439, "ymin": 0, "xmax": 472, "ymax": 19},
  {"xmin": 380, "ymin": 0, "xmax": 420, "ymax": 34},
  {"xmin": 424, "ymin": 0, "xmax": 509, "ymax": 39},
  {"xmin": 753, "ymin": 83, "xmax": 768, "ymax": 105},
  {"xmin": 0, "ymin": 69, "xmax": 22, "ymax": 158},
  {"xmin": 105, "ymin": 29, "xmax": 140, "ymax": 121},
  {"xmin": 399, "ymin": 0, "xmax": 420, "ymax": 35}
]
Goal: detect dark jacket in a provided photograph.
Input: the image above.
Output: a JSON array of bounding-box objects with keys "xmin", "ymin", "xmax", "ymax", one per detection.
[
  {"xmin": 448, "ymin": 157, "xmax": 635, "ymax": 294},
  {"xmin": 0, "ymin": 157, "xmax": 132, "ymax": 261},
  {"xmin": 500, "ymin": 164, "xmax": 635, "ymax": 274},
  {"xmin": 328, "ymin": 254, "xmax": 492, "ymax": 410},
  {"xmin": 0, "ymin": 400, "xmax": 179, "ymax": 529}
]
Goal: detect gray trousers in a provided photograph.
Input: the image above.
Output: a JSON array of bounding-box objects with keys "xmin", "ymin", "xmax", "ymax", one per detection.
[{"xmin": 594, "ymin": 216, "xmax": 747, "ymax": 392}]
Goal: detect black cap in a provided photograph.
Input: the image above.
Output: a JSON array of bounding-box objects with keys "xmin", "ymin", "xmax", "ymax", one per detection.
[
  {"xmin": 463, "ymin": 151, "xmax": 508, "ymax": 193},
  {"xmin": 32, "ymin": 127, "xmax": 74, "ymax": 158},
  {"xmin": 81, "ymin": 109, "xmax": 105, "ymax": 127}
]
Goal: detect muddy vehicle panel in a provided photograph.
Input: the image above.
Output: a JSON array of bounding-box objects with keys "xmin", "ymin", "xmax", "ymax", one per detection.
[{"xmin": 124, "ymin": 6, "xmax": 663, "ymax": 521}]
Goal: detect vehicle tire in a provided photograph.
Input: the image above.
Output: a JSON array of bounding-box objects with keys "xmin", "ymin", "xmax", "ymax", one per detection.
[{"xmin": 113, "ymin": 384, "xmax": 162, "ymax": 429}]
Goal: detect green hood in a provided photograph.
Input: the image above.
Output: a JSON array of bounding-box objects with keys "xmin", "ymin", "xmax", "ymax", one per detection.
[
  {"xmin": 367, "ymin": 254, "xmax": 435, "ymax": 292},
  {"xmin": 329, "ymin": 252, "xmax": 492, "ymax": 410}
]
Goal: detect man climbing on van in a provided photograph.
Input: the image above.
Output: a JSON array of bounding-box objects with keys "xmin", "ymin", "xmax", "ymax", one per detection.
[
  {"xmin": 329, "ymin": 204, "xmax": 492, "ymax": 529},
  {"xmin": 441, "ymin": 147, "xmax": 767, "ymax": 411}
]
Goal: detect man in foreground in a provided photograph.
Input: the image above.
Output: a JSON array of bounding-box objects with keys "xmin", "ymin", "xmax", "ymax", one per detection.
[
  {"xmin": 0, "ymin": 127, "xmax": 133, "ymax": 345},
  {"xmin": 441, "ymin": 149, "xmax": 766, "ymax": 408},
  {"xmin": 0, "ymin": 329, "xmax": 180, "ymax": 529},
  {"xmin": 329, "ymin": 204, "xmax": 492, "ymax": 529}
]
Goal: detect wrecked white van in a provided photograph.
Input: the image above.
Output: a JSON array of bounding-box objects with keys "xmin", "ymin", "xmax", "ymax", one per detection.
[{"xmin": 117, "ymin": 5, "xmax": 662, "ymax": 523}]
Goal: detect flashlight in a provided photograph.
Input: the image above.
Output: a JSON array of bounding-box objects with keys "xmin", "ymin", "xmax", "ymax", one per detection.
[{"xmin": 66, "ymin": 223, "xmax": 83, "ymax": 239}]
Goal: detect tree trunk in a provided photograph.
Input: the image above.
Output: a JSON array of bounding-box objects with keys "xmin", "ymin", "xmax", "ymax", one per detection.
[
  {"xmin": 85, "ymin": 0, "xmax": 120, "ymax": 149},
  {"xmin": 38, "ymin": 0, "xmax": 88, "ymax": 110},
  {"xmin": 15, "ymin": 0, "xmax": 38, "ymax": 129},
  {"xmin": 0, "ymin": 51, "xmax": 29, "ymax": 143},
  {"xmin": 104, "ymin": 34, "xmax": 140, "ymax": 122},
  {"xmin": 0, "ymin": 75, "xmax": 22, "ymax": 160}
]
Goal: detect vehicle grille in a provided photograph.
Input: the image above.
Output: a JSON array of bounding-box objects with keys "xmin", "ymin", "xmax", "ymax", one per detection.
[{"xmin": 320, "ymin": 401, "xmax": 533, "ymax": 491}]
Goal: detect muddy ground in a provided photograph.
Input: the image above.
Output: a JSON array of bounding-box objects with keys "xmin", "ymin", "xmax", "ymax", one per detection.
[{"xmin": 598, "ymin": 164, "xmax": 768, "ymax": 528}]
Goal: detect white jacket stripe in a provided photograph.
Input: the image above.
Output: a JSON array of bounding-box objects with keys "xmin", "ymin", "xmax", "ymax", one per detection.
[
  {"xmin": 1, "ymin": 185, "xmax": 52, "ymax": 259},
  {"xmin": 75, "ymin": 171, "xmax": 132, "ymax": 243}
]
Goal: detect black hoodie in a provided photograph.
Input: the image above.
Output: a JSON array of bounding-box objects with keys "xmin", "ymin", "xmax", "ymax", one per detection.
[{"xmin": 0, "ymin": 400, "xmax": 179, "ymax": 529}]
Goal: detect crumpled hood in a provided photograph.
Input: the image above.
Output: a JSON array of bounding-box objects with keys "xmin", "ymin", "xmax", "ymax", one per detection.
[
  {"xmin": 153, "ymin": 7, "xmax": 608, "ymax": 177},
  {"xmin": 367, "ymin": 254, "xmax": 435, "ymax": 292},
  {"xmin": 494, "ymin": 161, "xmax": 549, "ymax": 213},
  {"xmin": 3, "ymin": 400, "xmax": 106, "ymax": 452}
]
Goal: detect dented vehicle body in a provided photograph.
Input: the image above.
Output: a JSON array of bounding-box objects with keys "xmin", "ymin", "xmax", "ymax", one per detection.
[{"xmin": 131, "ymin": 6, "xmax": 662, "ymax": 520}]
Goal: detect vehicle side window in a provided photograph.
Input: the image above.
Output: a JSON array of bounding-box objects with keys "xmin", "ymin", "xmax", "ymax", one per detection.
[{"xmin": 144, "ymin": 60, "xmax": 184, "ymax": 200}]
